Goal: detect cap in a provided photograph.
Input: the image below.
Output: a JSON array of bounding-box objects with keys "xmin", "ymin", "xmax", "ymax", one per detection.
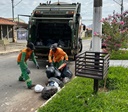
[
  {"xmin": 27, "ymin": 42, "xmax": 35, "ymax": 50},
  {"xmin": 50, "ymin": 43, "xmax": 57, "ymax": 50}
]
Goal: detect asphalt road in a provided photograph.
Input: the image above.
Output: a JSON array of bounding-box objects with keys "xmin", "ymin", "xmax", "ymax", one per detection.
[{"xmin": 0, "ymin": 39, "xmax": 91, "ymax": 112}]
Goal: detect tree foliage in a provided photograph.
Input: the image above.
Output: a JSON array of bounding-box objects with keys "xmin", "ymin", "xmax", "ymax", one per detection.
[{"xmin": 101, "ymin": 11, "xmax": 128, "ymax": 53}]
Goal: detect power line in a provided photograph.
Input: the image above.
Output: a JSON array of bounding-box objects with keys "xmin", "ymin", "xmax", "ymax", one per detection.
[
  {"xmin": 14, "ymin": 0, "xmax": 23, "ymax": 6},
  {"xmin": 113, "ymin": 0, "xmax": 123, "ymax": 14},
  {"xmin": 113, "ymin": 0, "xmax": 121, "ymax": 5}
]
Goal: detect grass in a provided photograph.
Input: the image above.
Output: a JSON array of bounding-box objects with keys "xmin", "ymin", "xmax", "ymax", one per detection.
[
  {"xmin": 110, "ymin": 50, "xmax": 128, "ymax": 60},
  {"xmin": 38, "ymin": 66, "xmax": 128, "ymax": 112}
]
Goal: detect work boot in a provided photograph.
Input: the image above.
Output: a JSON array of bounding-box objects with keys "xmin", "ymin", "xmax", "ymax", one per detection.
[
  {"xmin": 18, "ymin": 76, "xmax": 25, "ymax": 82},
  {"xmin": 28, "ymin": 84, "xmax": 36, "ymax": 89}
]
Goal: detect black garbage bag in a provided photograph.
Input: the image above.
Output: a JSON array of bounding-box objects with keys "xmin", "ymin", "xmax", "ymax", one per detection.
[
  {"xmin": 61, "ymin": 65, "xmax": 73, "ymax": 79},
  {"xmin": 58, "ymin": 39, "xmax": 65, "ymax": 47},
  {"xmin": 54, "ymin": 68, "xmax": 61, "ymax": 79},
  {"xmin": 41, "ymin": 86, "xmax": 58, "ymax": 100},
  {"xmin": 46, "ymin": 66, "xmax": 55, "ymax": 78},
  {"xmin": 48, "ymin": 77, "xmax": 64, "ymax": 88},
  {"xmin": 63, "ymin": 77, "xmax": 71, "ymax": 84}
]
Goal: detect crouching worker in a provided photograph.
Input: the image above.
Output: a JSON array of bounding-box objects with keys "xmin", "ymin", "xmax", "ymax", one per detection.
[
  {"xmin": 48, "ymin": 43, "xmax": 68, "ymax": 68},
  {"xmin": 17, "ymin": 42, "xmax": 39, "ymax": 89}
]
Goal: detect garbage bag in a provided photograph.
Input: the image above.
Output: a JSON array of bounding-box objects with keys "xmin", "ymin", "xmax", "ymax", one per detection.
[
  {"xmin": 58, "ymin": 39, "xmax": 65, "ymax": 47},
  {"xmin": 34, "ymin": 84, "xmax": 44, "ymax": 93},
  {"xmin": 46, "ymin": 66, "xmax": 55, "ymax": 78},
  {"xmin": 41, "ymin": 86, "xmax": 58, "ymax": 100},
  {"xmin": 48, "ymin": 77, "xmax": 64, "ymax": 88},
  {"xmin": 63, "ymin": 77, "xmax": 71, "ymax": 84},
  {"xmin": 54, "ymin": 68, "xmax": 61, "ymax": 79},
  {"xmin": 61, "ymin": 65, "xmax": 73, "ymax": 79}
]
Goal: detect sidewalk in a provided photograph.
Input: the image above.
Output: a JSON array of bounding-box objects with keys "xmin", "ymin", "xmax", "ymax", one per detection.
[
  {"xmin": 0, "ymin": 40, "xmax": 27, "ymax": 55},
  {"xmin": 0, "ymin": 41, "xmax": 128, "ymax": 67},
  {"xmin": 109, "ymin": 60, "xmax": 128, "ymax": 67}
]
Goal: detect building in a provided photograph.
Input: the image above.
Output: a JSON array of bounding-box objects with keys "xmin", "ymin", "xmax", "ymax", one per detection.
[
  {"xmin": 8, "ymin": 17, "xmax": 28, "ymax": 40},
  {"xmin": 0, "ymin": 17, "xmax": 28, "ymax": 43},
  {"xmin": 0, "ymin": 17, "xmax": 16, "ymax": 42}
]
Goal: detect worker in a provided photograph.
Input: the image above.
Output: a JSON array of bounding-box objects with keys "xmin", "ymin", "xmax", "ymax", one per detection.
[
  {"xmin": 48, "ymin": 43, "xmax": 68, "ymax": 68},
  {"xmin": 17, "ymin": 42, "xmax": 39, "ymax": 89}
]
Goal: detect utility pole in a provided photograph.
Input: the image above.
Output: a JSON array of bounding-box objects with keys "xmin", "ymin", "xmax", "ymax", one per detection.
[
  {"xmin": 121, "ymin": 0, "xmax": 123, "ymax": 15},
  {"xmin": 92, "ymin": 0, "xmax": 102, "ymax": 52},
  {"xmin": 92, "ymin": 0, "xmax": 102, "ymax": 93},
  {"xmin": 11, "ymin": 0, "xmax": 15, "ymax": 43},
  {"xmin": 11, "ymin": 0, "xmax": 14, "ymax": 21},
  {"xmin": 113, "ymin": 0, "xmax": 123, "ymax": 15}
]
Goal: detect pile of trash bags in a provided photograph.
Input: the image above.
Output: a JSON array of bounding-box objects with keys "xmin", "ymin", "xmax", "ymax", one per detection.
[
  {"xmin": 46, "ymin": 63, "xmax": 72, "ymax": 80},
  {"xmin": 34, "ymin": 63, "xmax": 73, "ymax": 100},
  {"xmin": 36, "ymin": 39, "xmax": 70, "ymax": 48}
]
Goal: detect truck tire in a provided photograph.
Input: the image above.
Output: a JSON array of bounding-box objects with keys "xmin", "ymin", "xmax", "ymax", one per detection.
[
  {"xmin": 73, "ymin": 54, "xmax": 76, "ymax": 61},
  {"xmin": 78, "ymin": 38, "xmax": 83, "ymax": 53}
]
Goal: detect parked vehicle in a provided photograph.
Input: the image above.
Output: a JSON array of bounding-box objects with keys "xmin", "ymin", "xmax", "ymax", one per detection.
[{"xmin": 27, "ymin": 2, "xmax": 83, "ymax": 60}]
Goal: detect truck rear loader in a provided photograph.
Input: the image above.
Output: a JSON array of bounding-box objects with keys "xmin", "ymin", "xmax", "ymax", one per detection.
[{"xmin": 27, "ymin": 2, "xmax": 83, "ymax": 60}]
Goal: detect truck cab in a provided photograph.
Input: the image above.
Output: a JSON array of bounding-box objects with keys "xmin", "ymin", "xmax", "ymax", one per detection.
[{"xmin": 28, "ymin": 2, "xmax": 83, "ymax": 60}]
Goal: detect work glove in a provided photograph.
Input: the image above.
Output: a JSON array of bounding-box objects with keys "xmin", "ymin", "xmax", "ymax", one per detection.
[
  {"xmin": 50, "ymin": 63, "xmax": 53, "ymax": 66},
  {"xmin": 36, "ymin": 63, "xmax": 40, "ymax": 69},
  {"xmin": 26, "ymin": 68, "xmax": 31, "ymax": 74}
]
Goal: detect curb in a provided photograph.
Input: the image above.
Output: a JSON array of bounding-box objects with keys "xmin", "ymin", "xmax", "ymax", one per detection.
[
  {"xmin": 35, "ymin": 87, "xmax": 64, "ymax": 112},
  {"xmin": 0, "ymin": 49, "xmax": 21, "ymax": 55},
  {"xmin": 0, "ymin": 42, "xmax": 26, "ymax": 55}
]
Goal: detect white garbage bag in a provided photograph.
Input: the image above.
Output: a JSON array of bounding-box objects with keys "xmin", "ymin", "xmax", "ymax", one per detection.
[{"xmin": 34, "ymin": 84, "xmax": 44, "ymax": 93}]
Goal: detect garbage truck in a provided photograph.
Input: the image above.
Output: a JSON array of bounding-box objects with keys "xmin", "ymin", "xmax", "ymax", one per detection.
[{"xmin": 27, "ymin": 2, "xmax": 83, "ymax": 60}]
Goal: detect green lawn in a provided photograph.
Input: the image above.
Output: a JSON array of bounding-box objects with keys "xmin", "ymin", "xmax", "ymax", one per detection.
[{"xmin": 38, "ymin": 66, "xmax": 128, "ymax": 112}]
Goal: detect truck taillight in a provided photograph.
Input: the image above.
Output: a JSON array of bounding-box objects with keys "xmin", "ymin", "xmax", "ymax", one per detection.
[
  {"xmin": 34, "ymin": 11, "xmax": 43, "ymax": 15},
  {"xmin": 66, "ymin": 11, "xmax": 74, "ymax": 15},
  {"xmin": 35, "ymin": 11, "xmax": 40, "ymax": 14}
]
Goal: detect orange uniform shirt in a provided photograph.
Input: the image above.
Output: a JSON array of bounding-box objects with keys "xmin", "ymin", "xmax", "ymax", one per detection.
[
  {"xmin": 48, "ymin": 48, "xmax": 68, "ymax": 63},
  {"xmin": 17, "ymin": 48, "xmax": 33, "ymax": 62}
]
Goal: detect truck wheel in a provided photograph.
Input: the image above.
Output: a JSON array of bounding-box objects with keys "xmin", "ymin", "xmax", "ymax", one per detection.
[
  {"xmin": 73, "ymin": 54, "xmax": 76, "ymax": 61},
  {"xmin": 78, "ymin": 39, "xmax": 83, "ymax": 53}
]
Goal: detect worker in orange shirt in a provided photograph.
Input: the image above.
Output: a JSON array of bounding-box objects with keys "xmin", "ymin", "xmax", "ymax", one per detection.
[
  {"xmin": 48, "ymin": 43, "xmax": 68, "ymax": 68},
  {"xmin": 17, "ymin": 42, "xmax": 39, "ymax": 89}
]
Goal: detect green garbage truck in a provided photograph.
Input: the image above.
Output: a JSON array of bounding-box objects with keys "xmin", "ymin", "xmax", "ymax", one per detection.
[{"xmin": 27, "ymin": 2, "xmax": 83, "ymax": 60}]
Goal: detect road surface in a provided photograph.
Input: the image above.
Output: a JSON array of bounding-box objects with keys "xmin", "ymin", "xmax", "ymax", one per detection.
[{"xmin": 0, "ymin": 39, "xmax": 91, "ymax": 112}]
